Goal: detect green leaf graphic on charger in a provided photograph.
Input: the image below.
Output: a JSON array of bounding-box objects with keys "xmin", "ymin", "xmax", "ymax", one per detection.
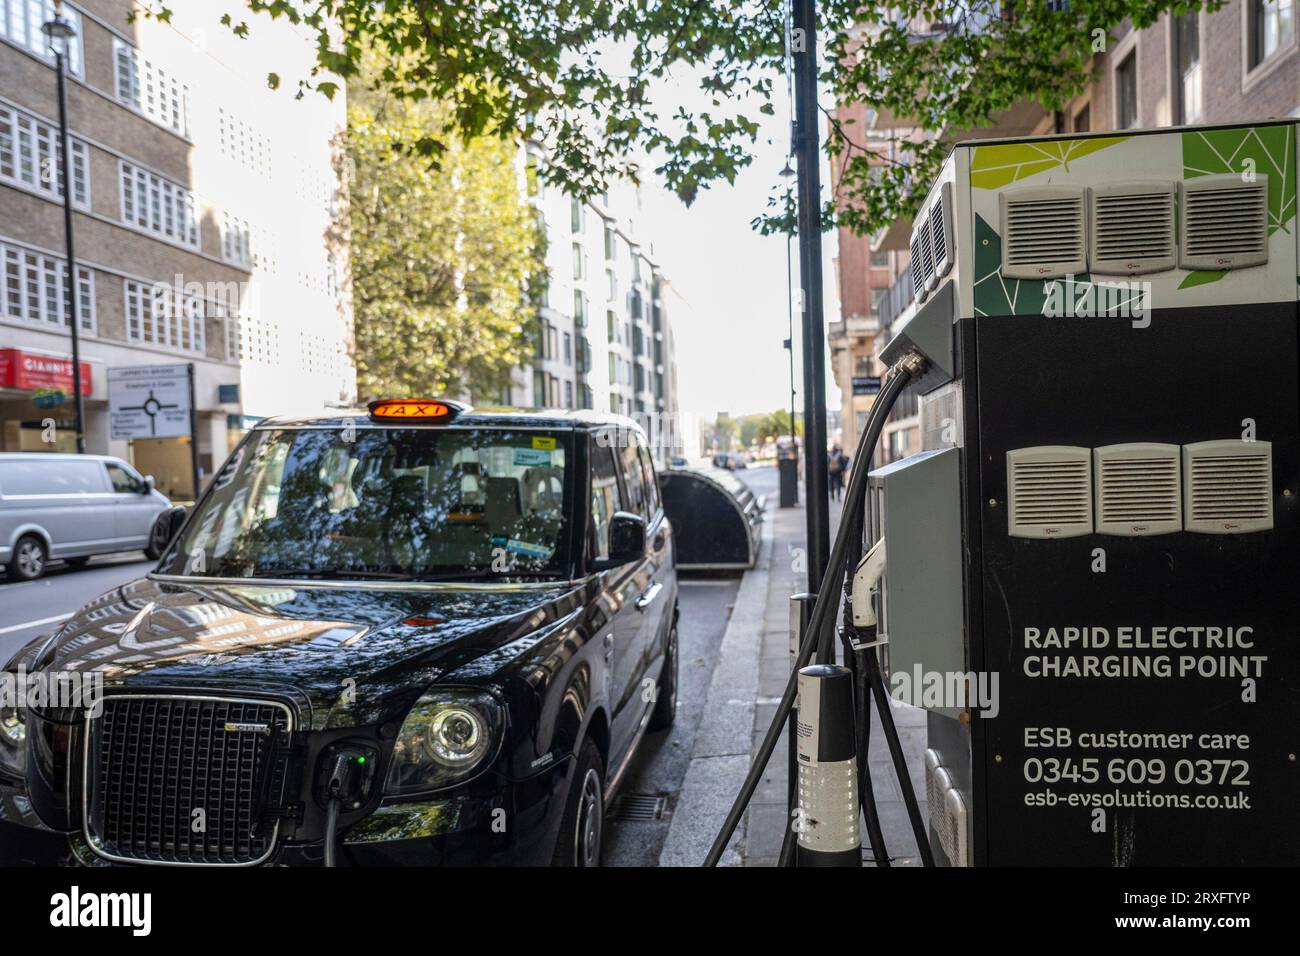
[
  {"xmin": 1182, "ymin": 125, "xmax": 1296, "ymax": 236},
  {"xmin": 971, "ymin": 137, "xmax": 1130, "ymax": 189},
  {"xmin": 1179, "ymin": 125, "xmax": 1297, "ymax": 290}
]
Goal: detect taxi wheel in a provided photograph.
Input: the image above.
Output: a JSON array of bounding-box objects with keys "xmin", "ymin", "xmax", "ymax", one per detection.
[
  {"xmin": 552, "ymin": 739, "xmax": 604, "ymax": 867},
  {"xmin": 647, "ymin": 624, "xmax": 678, "ymax": 731}
]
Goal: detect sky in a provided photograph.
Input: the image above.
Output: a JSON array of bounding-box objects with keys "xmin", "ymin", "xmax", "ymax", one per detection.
[{"xmin": 637, "ymin": 72, "xmax": 843, "ymax": 424}]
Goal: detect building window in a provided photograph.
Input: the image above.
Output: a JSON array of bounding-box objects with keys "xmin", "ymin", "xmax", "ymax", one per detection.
[
  {"xmin": 573, "ymin": 290, "xmax": 587, "ymax": 327},
  {"xmin": 0, "ymin": 0, "xmax": 82, "ymax": 76},
  {"xmin": 608, "ymin": 353, "xmax": 616, "ymax": 386},
  {"xmin": 869, "ymin": 250, "xmax": 888, "ymax": 268},
  {"xmin": 604, "ymin": 223, "xmax": 616, "ymax": 260},
  {"xmin": 564, "ymin": 380, "xmax": 574, "ymax": 409},
  {"xmin": 1072, "ymin": 102, "xmax": 1091, "ymax": 132},
  {"xmin": 871, "ymin": 287, "xmax": 887, "ymax": 317},
  {"xmin": 119, "ymin": 162, "xmax": 199, "ymax": 248},
  {"xmin": 123, "ymin": 280, "xmax": 205, "ymax": 353},
  {"xmin": 606, "ymin": 309, "xmax": 616, "ymax": 342},
  {"xmin": 221, "ymin": 212, "xmax": 253, "ymax": 269},
  {"xmin": 1248, "ymin": 0, "xmax": 1296, "ymax": 69},
  {"xmin": 606, "ymin": 268, "xmax": 617, "ymax": 302},
  {"xmin": 571, "ymin": 242, "xmax": 585, "ymax": 280},
  {"xmin": 1115, "ymin": 51, "xmax": 1138, "ymax": 129},
  {"xmin": 0, "ymin": 104, "xmax": 89, "ymax": 207},
  {"xmin": 1172, "ymin": 14, "xmax": 1202, "ymax": 124},
  {"xmin": 533, "ymin": 370, "xmax": 545, "ymax": 407},
  {"xmin": 570, "ymin": 197, "xmax": 584, "ymax": 233},
  {"xmin": 1, "ymin": 240, "xmax": 93, "ymax": 332},
  {"xmin": 113, "ymin": 38, "xmax": 189, "ymax": 136},
  {"xmin": 563, "ymin": 331, "xmax": 572, "ymax": 365}
]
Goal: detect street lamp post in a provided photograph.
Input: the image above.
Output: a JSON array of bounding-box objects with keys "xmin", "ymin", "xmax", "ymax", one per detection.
[
  {"xmin": 780, "ymin": 161, "xmax": 798, "ymax": 470},
  {"xmin": 42, "ymin": 2, "xmax": 85, "ymax": 454},
  {"xmin": 792, "ymin": 0, "xmax": 831, "ymax": 595}
]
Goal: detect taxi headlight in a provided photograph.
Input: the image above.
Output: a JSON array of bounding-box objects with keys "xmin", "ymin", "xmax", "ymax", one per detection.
[
  {"xmin": 0, "ymin": 697, "xmax": 27, "ymax": 778},
  {"xmin": 384, "ymin": 690, "xmax": 504, "ymax": 795}
]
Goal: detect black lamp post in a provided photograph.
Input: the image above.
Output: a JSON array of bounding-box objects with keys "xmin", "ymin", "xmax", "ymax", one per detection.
[
  {"xmin": 42, "ymin": 1, "xmax": 85, "ymax": 454},
  {"xmin": 780, "ymin": 161, "xmax": 798, "ymax": 468}
]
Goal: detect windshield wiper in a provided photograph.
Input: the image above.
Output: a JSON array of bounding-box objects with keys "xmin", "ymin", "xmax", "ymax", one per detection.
[
  {"xmin": 245, "ymin": 568, "xmax": 418, "ymax": 581},
  {"xmin": 417, "ymin": 569, "xmax": 563, "ymax": 582}
]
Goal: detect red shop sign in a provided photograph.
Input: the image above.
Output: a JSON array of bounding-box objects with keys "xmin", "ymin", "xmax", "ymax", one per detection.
[{"xmin": 0, "ymin": 348, "xmax": 93, "ymax": 395}]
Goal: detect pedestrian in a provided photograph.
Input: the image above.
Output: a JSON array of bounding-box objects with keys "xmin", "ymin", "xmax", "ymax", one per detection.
[{"xmin": 828, "ymin": 446, "xmax": 844, "ymax": 500}]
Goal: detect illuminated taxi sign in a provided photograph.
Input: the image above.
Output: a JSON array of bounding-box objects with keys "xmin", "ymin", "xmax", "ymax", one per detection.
[{"xmin": 366, "ymin": 399, "xmax": 467, "ymax": 422}]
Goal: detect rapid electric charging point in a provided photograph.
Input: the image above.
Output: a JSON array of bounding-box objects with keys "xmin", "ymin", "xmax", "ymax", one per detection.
[{"xmin": 865, "ymin": 120, "xmax": 1299, "ymax": 866}]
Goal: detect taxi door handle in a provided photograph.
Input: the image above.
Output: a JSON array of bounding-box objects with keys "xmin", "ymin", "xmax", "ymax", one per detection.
[{"xmin": 635, "ymin": 582, "xmax": 663, "ymax": 612}]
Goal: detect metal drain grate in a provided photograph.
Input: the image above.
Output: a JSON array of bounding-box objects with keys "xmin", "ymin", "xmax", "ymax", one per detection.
[{"xmin": 610, "ymin": 794, "xmax": 669, "ymax": 822}]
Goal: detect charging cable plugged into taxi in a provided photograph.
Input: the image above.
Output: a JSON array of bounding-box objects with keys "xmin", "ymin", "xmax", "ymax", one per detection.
[{"xmin": 319, "ymin": 743, "xmax": 379, "ymax": 867}]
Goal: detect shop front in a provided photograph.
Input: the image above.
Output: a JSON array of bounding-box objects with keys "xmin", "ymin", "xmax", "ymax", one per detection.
[{"xmin": 0, "ymin": 347, "xmax": 95, "ymax": 452}]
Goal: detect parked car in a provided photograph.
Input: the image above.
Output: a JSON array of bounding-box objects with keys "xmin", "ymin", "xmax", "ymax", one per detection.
[
  {"xmin": 0, "ymin": 453, "xmax": 171, "ymax": 581},
  {"xmin": 0, "ymin": 401, "xmax": 677, "ymax": 867}
]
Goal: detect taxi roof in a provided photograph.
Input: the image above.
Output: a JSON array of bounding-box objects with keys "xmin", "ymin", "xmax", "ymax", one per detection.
[{"xmin": 253, "ymin": 405, "xmax": 647, "ymax": 434}]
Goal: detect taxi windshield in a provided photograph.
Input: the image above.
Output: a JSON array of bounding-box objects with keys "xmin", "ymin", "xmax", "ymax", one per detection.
[{"xmin": 160, "ymin": 426, "xmax": 573, "ymax": 581}]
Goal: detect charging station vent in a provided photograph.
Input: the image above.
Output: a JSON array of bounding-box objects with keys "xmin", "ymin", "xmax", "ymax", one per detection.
[
  {"xmin": 1179, "ymin": 174, "xmax": 1270, "ymax": 271},
  {"xmin": 931, "ymin": 182, "xmax": 954, "ymax": 281},
  {"xmin": 1007, "ymin": 446, "xmax": 1093, "ymax": 538},
  {"xmin": 1000, "ymin": 186, "xmax": 1086, "ymax": 280},
  {"xmin": 925, "ymin": 750, "xmax": 969, "ymax": 866},
  {"xmin": 912, "ymin": 211, "xmax": 934, "ymax": 303},
  {"xmin": 1089, "ymin": 181, "xmax": 1176, "ymax": 275},
  {"xmin": 1094, "ymin": 443, "xmax": 1183, "ymax": 535},
  {"xmin": 1183, "ymin": 439, "xmax": 1274, "ymax": 534}
]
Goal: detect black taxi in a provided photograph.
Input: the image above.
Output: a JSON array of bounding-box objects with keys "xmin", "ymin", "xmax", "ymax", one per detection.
[{"xmin": 0, "ymin": 401, "xmax": 676, "ymax": 867}]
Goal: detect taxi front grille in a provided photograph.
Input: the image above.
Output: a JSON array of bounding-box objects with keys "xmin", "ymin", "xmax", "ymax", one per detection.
[{"xmin": 84, "ymin": 695, "xmax": 293, "ymax": 865}]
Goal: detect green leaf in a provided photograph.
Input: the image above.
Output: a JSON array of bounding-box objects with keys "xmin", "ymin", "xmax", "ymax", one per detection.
[
  {"xmin": 1178, "ymin": 270, "xmax": 1227, "ymax": 290},
  {"xmin": 971, "ymin": 137, "xmax": 1130, "ymax": 190},
  {"xmin": 1182, "ymin": 125, "xmax": 1298, "ymax": 236}
]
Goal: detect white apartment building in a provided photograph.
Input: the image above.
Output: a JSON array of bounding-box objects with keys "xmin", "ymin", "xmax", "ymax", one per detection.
[
  {"xmin": 494, "ymin": 141, "xmax": 682, "ymax": 462},
  {"xmin": 0, "ymin": 0, "xmax": 352, "ymax": 498}
]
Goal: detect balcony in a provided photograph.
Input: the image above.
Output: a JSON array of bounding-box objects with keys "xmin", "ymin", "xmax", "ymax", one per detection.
[{"xmin": 877, "ymin": 264, "xmax": 914, "ymax": 328}]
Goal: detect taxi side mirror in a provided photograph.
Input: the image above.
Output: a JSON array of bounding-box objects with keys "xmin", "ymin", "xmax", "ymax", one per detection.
[{"xmin": 595, "ymin": 511, "xmax": 645, "ymax": 570}]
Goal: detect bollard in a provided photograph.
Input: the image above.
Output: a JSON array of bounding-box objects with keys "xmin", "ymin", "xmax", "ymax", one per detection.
[{"xmin": 795, "ymin": 664, "xmax": 862, "ymax": 867}]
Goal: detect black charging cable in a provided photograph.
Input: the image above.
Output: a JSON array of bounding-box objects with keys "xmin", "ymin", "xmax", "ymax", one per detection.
[
  {"xmin": 323, "ymin": 753, "xmax": 355, "ymax": 868},
  {"xmin": 704, "ymin": 357, "xmax": 922, "ymax": 867}
]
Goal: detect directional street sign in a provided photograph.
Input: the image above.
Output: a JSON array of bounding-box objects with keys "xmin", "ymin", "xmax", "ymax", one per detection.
[{"xmin": 108, "ymin": 364, "xmax": 192, "ymax": 440}]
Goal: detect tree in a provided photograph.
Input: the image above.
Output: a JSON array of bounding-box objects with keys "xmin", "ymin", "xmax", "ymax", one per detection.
[
  {"xmin": 761, "ymin": 408, "xmax": 802, "ymax": 442},
  {"xmin": 139, "ymin": 0, "xmax": 1217, "ymax": 236},
  {"xmin": 712, "ymin": 414, "xmax": 737, "ymax": 452},
  {"xmin": 347, "ymin": 54, "xmax": 545, "ymax": 401}
]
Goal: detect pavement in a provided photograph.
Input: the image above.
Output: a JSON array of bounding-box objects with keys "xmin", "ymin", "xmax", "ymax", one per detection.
[{"xmin": 660, "ymin": 473, "xmax": 930, "ymax": 867}]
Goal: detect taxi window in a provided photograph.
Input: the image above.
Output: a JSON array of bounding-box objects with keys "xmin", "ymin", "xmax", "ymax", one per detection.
[
  {"xmin": 589, "ymin": 441, "xmax": 623, "ymax": 561},
  {"xmin": 617, "ymin": 442, "xmax": 648, "ymax": 519},
  {"xmin": 164, "ymin": 427, "xmax": 574, "ymax": 580}
]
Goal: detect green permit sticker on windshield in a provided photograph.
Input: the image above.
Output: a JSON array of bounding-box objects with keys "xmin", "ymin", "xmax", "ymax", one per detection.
[
  {"xmin": 490, "ymin": 536, "xmax": 554, "ymax": 560},
  {"xmin": 513, "ymin": 448, "xmax": 551, "ymax": 467}
]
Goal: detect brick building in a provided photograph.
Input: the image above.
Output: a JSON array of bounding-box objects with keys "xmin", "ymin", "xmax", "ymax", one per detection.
[
  {"xmin": 0, "ymin": 1, "xmax": 351, "ymax": 498},
  {"xmin": 832, "ymin": 1, "xmax": 1298, "ymax": 463}
]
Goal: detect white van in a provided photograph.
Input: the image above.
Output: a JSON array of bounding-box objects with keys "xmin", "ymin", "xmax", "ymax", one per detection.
[{"xmin": 0, "ymin": 453, "xmax": 171, "ymax": 581}]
